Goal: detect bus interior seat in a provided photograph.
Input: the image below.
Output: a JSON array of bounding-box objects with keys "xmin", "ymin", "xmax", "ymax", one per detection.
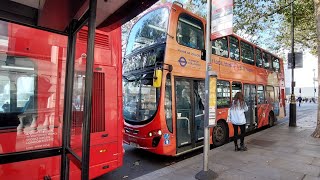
[
  {"xmin": 181, "ymin": 36, "xmax": 190, "ymax": 46},
  {"xmin": 19, "ymin": 95, "xmax": 36, "ymax": 126}
]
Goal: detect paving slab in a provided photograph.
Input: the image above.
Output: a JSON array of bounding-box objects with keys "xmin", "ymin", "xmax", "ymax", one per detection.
[
  {"xmin": 217, "ymin": 169, "xmax": 271, "ymax": 180},
  {"xmin": 268, "ymin": 157, "xmax": 320, "ymax": 177},
  {"xmin": 311, "ymin": 157, "xmax": 320, "ymax": 166},
  {"xmin": 132, "ymin": 105, "xmax": 320, "ymax": 180},
  {"xmin": 302, "ymin": 175, "xmax": 320, "ymax": 180},
  {"xmin": 238, "ymin": 162, "xmax": 304, "ymax": 180}
]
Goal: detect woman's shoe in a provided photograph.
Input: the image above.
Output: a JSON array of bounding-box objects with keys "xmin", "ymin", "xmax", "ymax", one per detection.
[
  {"xmin": 239, "ymin": 145, "xmax": 247, "ymax": 151},
  {"xmin": 234, "ymin": 145, "xmax": 240, "ymax": 151}
]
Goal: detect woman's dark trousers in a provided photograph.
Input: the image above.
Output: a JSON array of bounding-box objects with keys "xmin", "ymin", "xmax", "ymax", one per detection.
[{"xmin": 233, "ymin": 124, "xmax": 246, "ymax": 146}]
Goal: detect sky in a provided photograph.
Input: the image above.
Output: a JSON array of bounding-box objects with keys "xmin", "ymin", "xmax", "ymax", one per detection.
[{"xmin": 285, "ymin": 51, "xmax": 318, "ymax": 88}]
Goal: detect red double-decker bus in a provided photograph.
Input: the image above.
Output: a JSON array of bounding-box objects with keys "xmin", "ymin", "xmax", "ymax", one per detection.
[
  {"xmin": 122, "ymin": 3, "xmax": 286, "ymax": 156},
  {"xmin": 0, "ymin": 21, "xmax": 123, "ymax": 179}
]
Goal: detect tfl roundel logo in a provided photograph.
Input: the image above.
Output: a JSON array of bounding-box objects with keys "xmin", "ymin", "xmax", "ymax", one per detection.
[{"xmin": 178, "ymin": 57, "xmax": 187, "ymax": 67}]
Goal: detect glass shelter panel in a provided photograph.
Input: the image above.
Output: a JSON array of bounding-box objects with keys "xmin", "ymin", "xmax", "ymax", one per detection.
[{"xmin": 0, "ymin": 21, "xmax": 67, "ymax": 154}]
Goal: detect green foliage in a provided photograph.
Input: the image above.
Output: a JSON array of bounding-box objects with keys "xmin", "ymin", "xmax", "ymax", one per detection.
[
  {"xmin": 164, "ymin": 0, "xmax": 316, "ymax": 56},
  {"xmin": 279, "ymin": 0, "xmax": 316, "ymax": 54}
]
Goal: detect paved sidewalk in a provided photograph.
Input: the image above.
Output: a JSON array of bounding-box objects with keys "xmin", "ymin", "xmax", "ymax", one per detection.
[{"xmin": 133, "ymin": 108, "xmax": 320, "ymax": 180}]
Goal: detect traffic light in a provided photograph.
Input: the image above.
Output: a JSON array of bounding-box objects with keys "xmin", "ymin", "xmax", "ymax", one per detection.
[{"xmin": 299, "ymin": 88, "xmax": 301, "ymax": 93}]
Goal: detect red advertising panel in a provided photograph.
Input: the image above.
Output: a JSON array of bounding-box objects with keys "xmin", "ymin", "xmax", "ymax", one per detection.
[{"xmin": 211, "ymin": 0, "xmax": 233, "ymax": 40}]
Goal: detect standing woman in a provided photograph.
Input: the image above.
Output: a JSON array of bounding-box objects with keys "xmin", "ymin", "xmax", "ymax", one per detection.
[{"xmin": 229, "ymin": 92, "xmax": 248, "ymax": 151}]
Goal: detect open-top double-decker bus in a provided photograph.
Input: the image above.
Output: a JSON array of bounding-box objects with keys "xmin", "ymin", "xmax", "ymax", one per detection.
[{"xmin": 123, "ymin": 3, "xmax": 286, "ymax": 156}]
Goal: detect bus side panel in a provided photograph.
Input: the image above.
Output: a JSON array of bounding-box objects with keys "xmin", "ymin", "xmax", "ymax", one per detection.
[
  {"xmin": 0, "ymin": 157, "xmax": 61, "ymax": 180},
  {"xmin": 111, "ymin": 27, "xmax": 124, "ymax": 166}
]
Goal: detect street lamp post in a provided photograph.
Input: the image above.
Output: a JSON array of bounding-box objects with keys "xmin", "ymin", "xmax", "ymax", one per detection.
[{"xmin": 289, "ymin": 0, "xmax": 296, "ymax": 127}]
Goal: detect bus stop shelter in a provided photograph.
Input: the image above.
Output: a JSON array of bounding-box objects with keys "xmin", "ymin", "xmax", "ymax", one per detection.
[{"xmin": 0, "ymin": 0, "xmax": 157, "ymax": 179}]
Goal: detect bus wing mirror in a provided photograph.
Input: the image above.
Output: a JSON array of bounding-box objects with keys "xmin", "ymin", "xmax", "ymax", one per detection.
[
  {"xmin": 201, "ymin": 49, "xmax": 206, "ymax": 60},
  {"xmin": 153, "ymin": 69, "xmax": 162, "ymax": 88}
]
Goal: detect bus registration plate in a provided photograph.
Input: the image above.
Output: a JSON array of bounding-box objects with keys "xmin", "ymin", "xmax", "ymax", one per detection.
[{"xmin": 130, "ymin": 142, "xmax": 139, "ymax": 148}]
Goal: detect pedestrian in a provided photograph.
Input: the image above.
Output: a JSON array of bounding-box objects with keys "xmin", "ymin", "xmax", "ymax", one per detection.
[
  {"xmin": 298, "ymin": 96, "xmax": 302, "ymax": 107},
  {"xmin": 229, "ymin": 92, "xmax": 248, "ymax": 151}
]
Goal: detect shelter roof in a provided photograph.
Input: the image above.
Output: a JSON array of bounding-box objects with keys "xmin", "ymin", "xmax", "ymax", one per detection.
[{"xmin": 0, "ymin": 0, "xmax": 157, "ymax": 34}]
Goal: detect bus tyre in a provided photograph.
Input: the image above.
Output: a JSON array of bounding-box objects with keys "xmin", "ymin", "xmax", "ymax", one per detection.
[
  {"xmin": 269, "ymin": 113, "xmax": 275, "ymax": 127},
  {"xmin": 213, "ymin": 122, "xmax": 228, "ymax": 147}
]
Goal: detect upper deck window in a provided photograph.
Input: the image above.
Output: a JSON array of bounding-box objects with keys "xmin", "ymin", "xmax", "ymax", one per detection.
[
  {"xmin": 255, "ymin": 48, "xmax": 263, "ymax": 67},
  {"xmin": 176, "ymin": 14, "xmax": 204, "ymax": 50},
  {"xmin": 263, "ymin": 52, "xmax": 271, "ymax": 69},
  {"xmin": 241, "ymin": 41, "xmax": 254, "ymax": 65},
  {"xmin": 125, "ymin": 8, "xmax": 169, "ymax": 55},
  {"xmin": 212, "ymin": 37, "xmax": 228, "ymax": 58},
  {"xmin": 272, "ymin": 56, "xmax": 280, "ymax": 72},
  {"xmin": 229, "ymin": 36, "xmax": 240, "ymax": 61}
]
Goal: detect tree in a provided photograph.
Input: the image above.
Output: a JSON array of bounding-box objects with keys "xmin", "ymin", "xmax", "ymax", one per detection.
[{"xmin": 311, "ymin": 0, "xmax": 320, "ymax": 138}]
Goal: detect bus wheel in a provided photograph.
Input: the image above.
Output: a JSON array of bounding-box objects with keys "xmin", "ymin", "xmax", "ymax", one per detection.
[
  {"xmin": 213, "ymin": 122, "xmax": 228, "ymax": 147},
  {"xmin": 269, "ymin": 113, "xmax": 275, "ymax": 127}
]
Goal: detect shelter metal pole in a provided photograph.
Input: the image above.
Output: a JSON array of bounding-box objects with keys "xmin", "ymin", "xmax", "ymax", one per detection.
[
  {"xmin": 61, "ymin": 21, "xmax": 77, "ymax": 180},
  {"xmin": 81, "ymin": 0, "xmax": 97, "ymax": 179}
]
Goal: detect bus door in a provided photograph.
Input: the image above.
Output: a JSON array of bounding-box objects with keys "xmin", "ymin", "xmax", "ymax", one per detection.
[
  {"xmin": 243, "ymin": 84, "xmax": 256, "ymax": 131},
  {"xmin": 175, "ymin": 78, "xmax": 205, "ymax": 153}
]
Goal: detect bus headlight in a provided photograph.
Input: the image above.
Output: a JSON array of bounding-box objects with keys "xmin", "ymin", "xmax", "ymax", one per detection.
[{"xmin": 147, "ymin": 130, "xmax": 162, "ymax": 137}]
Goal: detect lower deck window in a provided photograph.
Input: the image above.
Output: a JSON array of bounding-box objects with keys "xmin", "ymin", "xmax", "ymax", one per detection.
[{"xmin": 217, "ymin": 80, "xmax": 230, "ymax": 108}]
